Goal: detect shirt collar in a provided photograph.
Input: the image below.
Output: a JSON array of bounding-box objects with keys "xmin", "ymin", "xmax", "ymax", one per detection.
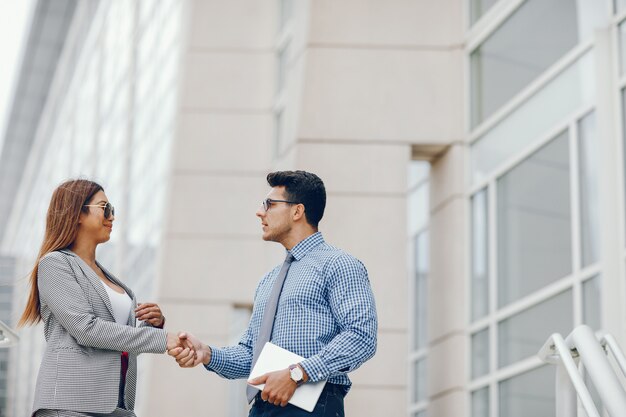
[{"xmin": 287, "ymin": 232, "xmax": 324, "ymax": 261}]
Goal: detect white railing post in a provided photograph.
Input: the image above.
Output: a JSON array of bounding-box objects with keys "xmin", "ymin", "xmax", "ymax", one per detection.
[
  {"xmin": 539, "ymin": 325, "xmax": 626, "ymax": 417},
  {"xmin": 602, "ymin": 334, "xmax": 626, "ymax": 378},
  {"xmin": 566, "ymin": 325, "xmax": 626, "ymax": 417},
  {"xmin": 550, "ymin": 334, "xmax": 601, "ymax": 417},
  {"xmin": 556, "ymin": 362, "xmax": 578, "ymax": 417}
]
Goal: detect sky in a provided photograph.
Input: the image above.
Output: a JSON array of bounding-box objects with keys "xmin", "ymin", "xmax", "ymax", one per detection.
[{"xmin": 0, "ymin": 0, "xmax": 35, "ymax": 154}]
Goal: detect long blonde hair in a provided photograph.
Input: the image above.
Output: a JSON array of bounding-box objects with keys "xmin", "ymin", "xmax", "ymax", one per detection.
[{"xmin": 18, "ymin": 179, "xmax": 103, "ymax": 327}]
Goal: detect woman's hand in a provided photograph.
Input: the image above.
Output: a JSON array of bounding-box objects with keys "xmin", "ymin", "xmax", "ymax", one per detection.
[{"xmin": 135, "ymin": 302, "xmax": 165, "ymax": 328}]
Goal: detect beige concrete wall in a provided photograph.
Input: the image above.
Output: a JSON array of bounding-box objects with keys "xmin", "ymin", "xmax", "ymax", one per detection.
[
  {"xmin": 142, "ymin": 0, "xmax": 280, "ymax": 415},
  {"xmin": 146, "ymin": 0, "xmax": 464, "ymax": 416}
]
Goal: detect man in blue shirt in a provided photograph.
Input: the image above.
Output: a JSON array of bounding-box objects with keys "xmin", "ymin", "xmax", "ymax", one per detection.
[{"xmin": 170, "ymin": 171, "xmax": 378, "ymax": 416}]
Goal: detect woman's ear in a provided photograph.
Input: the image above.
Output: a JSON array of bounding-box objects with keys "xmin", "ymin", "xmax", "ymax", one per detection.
[{"xmin": 77, "ymin": 210, "xmax": 86, "ymax": 225}]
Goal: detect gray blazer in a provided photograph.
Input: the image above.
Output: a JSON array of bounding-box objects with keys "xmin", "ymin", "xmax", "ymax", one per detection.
[{"xmin": 32, "ymin": 249, "xmax": 167, "ymax": 414}]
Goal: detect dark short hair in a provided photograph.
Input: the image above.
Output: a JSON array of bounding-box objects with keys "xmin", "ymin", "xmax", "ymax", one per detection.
[{"xmin": 267, "ymin": 170, "xmax": 326, "ymax": 227}]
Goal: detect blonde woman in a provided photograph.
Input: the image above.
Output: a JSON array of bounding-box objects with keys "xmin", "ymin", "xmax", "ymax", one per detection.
[{"xmin": 19, "ymin": 179, "xmax": 186, "ymax": 417}]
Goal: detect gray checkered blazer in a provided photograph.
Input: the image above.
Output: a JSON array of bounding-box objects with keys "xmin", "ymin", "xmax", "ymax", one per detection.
[{"xmin": 32, "ymin": 249, "xmax": 167, "ymax": 415}]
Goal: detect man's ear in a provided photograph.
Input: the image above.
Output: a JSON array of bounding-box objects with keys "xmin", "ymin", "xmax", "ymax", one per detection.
[{"xmin": 292, "ymin": 204, "xmax": 306, "ymax": 222}]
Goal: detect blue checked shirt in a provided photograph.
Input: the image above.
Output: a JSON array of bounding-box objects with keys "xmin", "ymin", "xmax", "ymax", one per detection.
[{"xmin": 206, "ymin": 232, "xmax": 378, "ymax": 388}]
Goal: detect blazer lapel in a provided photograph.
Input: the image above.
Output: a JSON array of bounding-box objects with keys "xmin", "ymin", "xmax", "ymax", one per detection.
[{"xmin": 60, "ymin": 249, "xmax": 116, "ymax": 321}]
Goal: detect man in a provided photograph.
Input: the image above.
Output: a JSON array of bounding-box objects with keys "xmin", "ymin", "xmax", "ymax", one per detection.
[{"xmin": 170, "ymin": 170, "xmax": 377, "ymax": 416}]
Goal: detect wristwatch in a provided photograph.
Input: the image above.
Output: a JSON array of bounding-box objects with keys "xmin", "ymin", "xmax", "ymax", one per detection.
[{"xmin": 289, "ymin": 364, "xmax": 305, "ymax": 386}]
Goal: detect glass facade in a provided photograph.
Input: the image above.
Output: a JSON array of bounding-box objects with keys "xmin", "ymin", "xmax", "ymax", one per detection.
[
  {"xmin": 470, "ymin": 0, "xmax": 606, "ymax": 128},
  {"xmin": 468, "ymin": 2, "xmax": 610, "ymax": 417}
]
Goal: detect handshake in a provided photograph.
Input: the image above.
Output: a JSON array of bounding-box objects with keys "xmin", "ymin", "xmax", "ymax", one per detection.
[{"xmin": 165, "ymin": 332, "xmax": 211, "ymax": 367}]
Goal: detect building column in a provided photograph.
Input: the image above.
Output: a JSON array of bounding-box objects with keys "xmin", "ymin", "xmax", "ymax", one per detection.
[
  {"xmin": 427, "ymin": 143, "xmax": 468, "ymax": 417},
  {"xmin": 143, "ymin": 0, "xmax": 278, "ymax": 415}
]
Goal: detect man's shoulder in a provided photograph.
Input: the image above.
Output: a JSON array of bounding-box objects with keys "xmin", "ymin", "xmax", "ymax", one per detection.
[{"xmin": 314, "ymin": 243, "xmax": 365, "ymax": 271}]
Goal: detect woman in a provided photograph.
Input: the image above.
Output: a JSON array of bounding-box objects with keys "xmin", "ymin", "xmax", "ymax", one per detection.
[{"xmin": 18, "ymin": 179, "xmax": 184, "ymax": 417}]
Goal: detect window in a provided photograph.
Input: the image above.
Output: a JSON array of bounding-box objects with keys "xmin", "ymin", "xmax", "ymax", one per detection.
[
  {"xmin": 471, "ymin": 189, "xmax": 489, "ymax": 321},
  {"xmin": 499, "ymin": 365, "xmax": 555, "ymax": 417},
  {"xmin": 408, "ymin": 161, "xmax": 430, "ymax": 416},
  {"xmin": 470, "ymin": 51, "xmax": 594, "ymax": 185},
  {"xmin": 413, "ymin": 232, "xmax": 428, "ymax": 350},
  {"xmin": 471, "ymin": 387, "xmax": 489, "ymax": 417},
  {"xmin": 498, "ymin": 290, "xmax": 572, "ymax": 368},
  {"xmin": 582, "ymin": 275, "xmax": 601, "ymax": 330},
  {"xmin": 469, "ymin": 110, "xmax": 602, "ymax": 417},
  {"xmin": 578, "ymin": 112, "xmax": 601, "ymax": 267},
  {"xmin": 471, "ymin": 328, "xmax": 489, "ymax": 379},
  {"xmin": 497, "ymin": 132, "xmax": 571, "ymax": 307},
  {"xmin": 470, "ymin": 0, "xmax": 605, "ymax": 128}
]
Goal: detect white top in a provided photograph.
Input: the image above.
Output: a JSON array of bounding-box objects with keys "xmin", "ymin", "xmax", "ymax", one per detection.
[{"xmin": 102, "ymin": 282, "xmax": 132, "ymax": 325}]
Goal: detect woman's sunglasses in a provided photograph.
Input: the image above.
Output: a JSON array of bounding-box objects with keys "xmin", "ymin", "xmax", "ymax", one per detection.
[{"xmin": 83, "ymin": 202, "xmax": 115, "ymax": 219}]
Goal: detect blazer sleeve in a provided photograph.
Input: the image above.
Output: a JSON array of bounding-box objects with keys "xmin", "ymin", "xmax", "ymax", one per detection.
[{"xmin": 37, "ymin": 252, "xmax": 167, "ymax": 354}]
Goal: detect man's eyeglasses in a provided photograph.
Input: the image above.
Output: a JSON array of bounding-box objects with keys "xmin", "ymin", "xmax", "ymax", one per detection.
[
  {"xmin": 84, "ymin": 202, "xmax": 115, "ymax": 219},
  {"xmin": 262, "ymin": 198, "xmax": 300, "ymax": 212}
]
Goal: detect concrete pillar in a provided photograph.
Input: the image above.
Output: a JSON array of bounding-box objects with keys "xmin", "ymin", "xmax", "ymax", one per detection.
[{"xmin": 427, "ymin": 143, "xmax": 468, "ymax": 417}]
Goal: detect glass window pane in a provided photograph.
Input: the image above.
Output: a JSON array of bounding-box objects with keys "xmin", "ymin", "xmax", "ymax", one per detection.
[
  {"xmin": 618, "ymin": 0, "xmax": 626, "ymax": 14},
  {"xmin": 578, "ymin": 111, "xmax": 601, "ymax": 267},
  {"xmin": 622, "ymin": 89, "xmax": 626, "ymax": 241},
  {"xmin": 583, "ymin": 275, "xmax": 601, "ymax": 330},
  {"xmin": 472, "ymin": 189, "xmax": 489, "ymax": 320},
  {"xmin": 413, "ymin": 232, "xmax": 429, "ymax": 350},
  {"xmin": 408, "ymin": 161, "xmax": 430, "ymax": 189},
  {"xmin": 280, "ymin": 0, "xmax": 293, "ymax": 30},
  {"xmin": 472, "ymin": 387, "xmax": 489, "ymax": 417},
  {"xmin": 620, "ymin": 21, "xmax": 626, "ymax": 75},
  {"xmin": 471, "ymin": 51, "xmax": 593, "ymax": 185},
  {"xmin": 409, "ymin": 183, "xmax": 429, "ymax": 235},
  {"xmin": 497, "ymin": 132, "xmax": 572, "ymax": 306},
  {"xmin": 274, "ymin": 109, "xmax": 283, "ymax": 158},
  {"xmin": 470, "ymin": 0, "xmax": 499, "ymax": 25},
  {"xmin": 276, "ymin": 41, "xmax": 290, "ymax": 94},
  {"xmin": 472, "ymin": 328, "xmax": 490, "ymax": 379},
  {"xmin": 499, "ymin": 365, "xmax": 555, "ymax": 417},
  {"xmin": 412, "ymin": 358, "xmax": 427, "ymax": 403},
  {"xmin": 470, "ymin": 0, "xmax": 605, "ymax": 127},
  {"xmin": 498, "ymin": 290, "xmax": 573, "ymax": 368}
]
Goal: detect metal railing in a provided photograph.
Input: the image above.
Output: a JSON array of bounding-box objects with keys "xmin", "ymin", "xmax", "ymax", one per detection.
[
  {"xmin": 538, "ymin": 325, "xmax": 626, "ymax": 417},
  {"xmin": 0, "ymin": 320, "xmax": 18, "ymax": 348}
]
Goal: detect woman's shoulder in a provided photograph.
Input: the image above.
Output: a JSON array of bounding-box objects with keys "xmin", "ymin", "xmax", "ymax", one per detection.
[{"xmin": 38, "ymin": 249, "xmax": 74, "ymax": 270}]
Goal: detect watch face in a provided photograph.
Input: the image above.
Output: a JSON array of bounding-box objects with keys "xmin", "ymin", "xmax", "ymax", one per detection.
[{"xmin": 290, "ymin": 366, "xmax": 303, "ymax": 381}]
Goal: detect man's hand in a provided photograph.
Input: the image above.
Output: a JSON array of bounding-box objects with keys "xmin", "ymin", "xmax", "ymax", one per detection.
[
  {"xmin": 168, "ymin": 332, "xmax": 211, "ymax": 367},
  {"xmin": 135, "ymin": 302, "xmax": 165, "ymax": 327},
  {"xmin": 248, "ymin": 368, "xmax": 297, "ymax": 407}
]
